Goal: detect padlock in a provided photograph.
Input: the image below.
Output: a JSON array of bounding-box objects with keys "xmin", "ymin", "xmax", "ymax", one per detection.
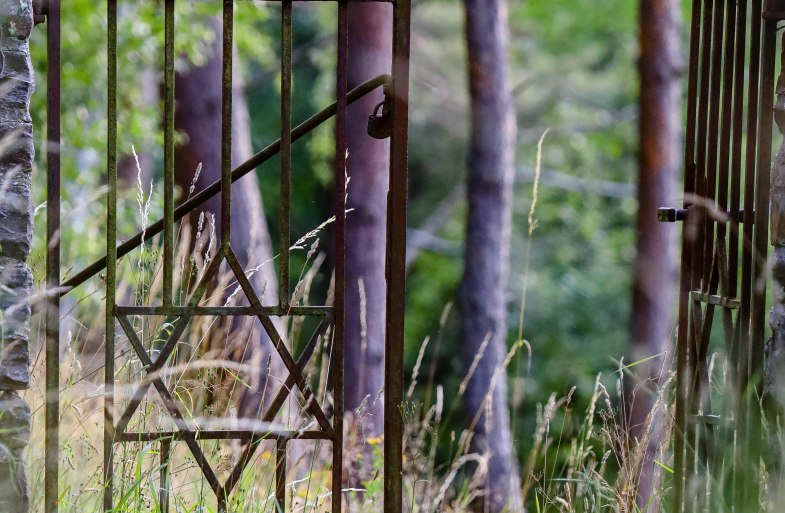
[{"xmin": 367, "ymin": 100, "xmax": 392, "ymax": 139}]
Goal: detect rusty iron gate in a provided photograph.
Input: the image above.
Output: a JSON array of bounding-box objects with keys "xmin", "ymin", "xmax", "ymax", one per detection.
[
  {"xmin": 37, "ymin": 1, "xmax": 410, "ymax": 512},
  {"xmin": 661, "ymin": 0, "xmax": 785, "ymax": 511}
]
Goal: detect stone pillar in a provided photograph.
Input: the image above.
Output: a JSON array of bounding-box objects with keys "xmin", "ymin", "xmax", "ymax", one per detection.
[
  {"xmin": 768, "ymin": 33, "xmax": 785, "ymax": 410},
  {"xmin": 0, "ymin": 1, "xmax": 35, "ymax": 512}
]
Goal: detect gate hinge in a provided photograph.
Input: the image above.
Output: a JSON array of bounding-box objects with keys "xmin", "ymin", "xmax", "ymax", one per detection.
[
  {"xmin": 764, "ymin": 0, "xmax": 785, "ymax": 20},
  {"xmin": 33, "ymin": 0, "xmax": 46, "ymax": 25}
]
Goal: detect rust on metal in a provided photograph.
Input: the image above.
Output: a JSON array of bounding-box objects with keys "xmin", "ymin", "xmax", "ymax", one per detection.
[
  {"xmin": 670, "ymin": 1, "xmax": 777, "ymax": 511},
  {"xmin": 44, "ymin": 0, "xmax": 61, "ymax": 511},
  {"xmin": 57, "ymin": 74, "xmax": 392, "ymax": 296},
  {"xmin": 333, "ymin": 2, "xmax": 348, "ymax": 512},
  {"xmin": 39, "ymin": 0, "xmax": 410, "ymax": 511}
]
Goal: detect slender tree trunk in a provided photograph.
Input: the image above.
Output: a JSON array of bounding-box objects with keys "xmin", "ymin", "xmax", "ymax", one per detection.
[
  {"xmin": 343, "ymin": 4, "xmax": 392, "ymax": 437},
  {"xmin": 460, "ymin": 0, "xmax": 523, "ymax": 511},
  {"xmin": 0, "ymin": 2, "xmax": 34, "ymax": 511},
  {"xmin": 173, "ymin": 18, "xmax": 281, "ymax": 419},
  {"xmin": 628, "ymin": 0, "xmax": 680, "ymax": 509}
]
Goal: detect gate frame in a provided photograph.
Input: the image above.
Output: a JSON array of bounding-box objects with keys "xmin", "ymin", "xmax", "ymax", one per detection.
[
  {"xmin": 669, "ymin": 1, "xmax": 783, "ymax": 511},
  {"xmin": 37, "ymin": 1, "xmax": 410, "ymax": 512}
]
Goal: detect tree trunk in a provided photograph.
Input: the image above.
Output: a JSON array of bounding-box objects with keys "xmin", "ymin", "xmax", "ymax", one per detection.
[
  {"xmin": 628, "ymin": 0, "xmax": 680, "ymax": 508},
  {"xmin": 173, "ymin": 18, "xmax": 281, "ymax": 419},
  {"xmin": 118, "ymin": 67, "xmax": 156, "ymax": 185},
  {"xmin": 460, "ymin": 0, "xmax": 523, "ymax": 511},
  {"xmin": 343, "ymin": 3, "xmax": 392, "ymax": 437},
  {"xmin": 0, "ymin": 2, "xmax": 34, "ymax": 511}
]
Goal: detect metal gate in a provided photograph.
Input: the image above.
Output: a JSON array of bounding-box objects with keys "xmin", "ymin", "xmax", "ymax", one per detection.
[
  {"xmin": 37, "ymin": 1, "xmax": 410, "ymax": 512},
  {"xmin": 663, "ymin": 0, "xmax": 782, "ymax": 510}
]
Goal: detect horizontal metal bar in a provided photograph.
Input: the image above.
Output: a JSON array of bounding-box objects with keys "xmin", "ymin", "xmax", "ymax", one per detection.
[
  {"xmin": 115, "ymin": 305, "xmax": 333, "ymax": 317},
  {"xmin": 57, "ymin": 74, "xmax": 392, "ymax": 296},
  {"xmin": 115, "ymin": 430, "xmax": 331, "ymax": 442},
  {"xmin": 690, "ymin": 290, "xmax": 741, "ymax": 310}
]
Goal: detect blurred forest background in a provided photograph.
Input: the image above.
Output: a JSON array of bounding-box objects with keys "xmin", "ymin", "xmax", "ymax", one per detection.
[{"xmin": 19, "ymin": 0, "xmax": 694, "ymax": 511}]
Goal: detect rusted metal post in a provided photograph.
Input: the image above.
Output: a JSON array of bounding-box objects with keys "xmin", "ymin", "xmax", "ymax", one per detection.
[
  {"xmin": 385, "ymin": 0, "xmax": 410, "ymax": 511},
  {"xmin": 0, "ymin": 1, "xmax": 36, "ymax": 511}
]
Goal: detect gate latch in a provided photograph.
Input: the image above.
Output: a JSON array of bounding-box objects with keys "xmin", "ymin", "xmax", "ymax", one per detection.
[
  {"xmin": 367, "ymin": 83, "xmax": 393, "ymax": 140},
  {"xmin": 764, "ymin": 0, "xmax": 785, "ymax": 20}
]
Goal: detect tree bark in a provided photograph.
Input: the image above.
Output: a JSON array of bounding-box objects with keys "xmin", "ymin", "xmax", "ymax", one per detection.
[
  {"xmin": 173, "ymin": 18, "xmax": 281, "ymax": 419},
  {"xmin": 628, "ymin": 0, "xmax": 680, "ymax": 509},
  {"xmin": 460, "ymin": 0, "xmax": 523, "ymax": 511},
  {"xmin": 0, "ymin": 2, "xmax": 34, "ymax": 511},
  {"xmin": 343, "ymin": 3, "xmax": 392, "ymax": 437}
]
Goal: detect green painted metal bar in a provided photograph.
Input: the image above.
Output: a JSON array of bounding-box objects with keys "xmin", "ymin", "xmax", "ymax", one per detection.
[
  {"xmin": 58, "ymin": 74, "xmax": 390, "ymax": 296},
  {"xmin": 44, "ymin": 0, "xmax": 62, "ymax": 511},
  {"xmin": 103, "ymin": 0, "xmax": 118, "ymax": 511},
  {"xmin": 385, "ymin": 0, "xmax": 411, "ymax": 511},
  {"xmin": 332, "ymin": 3, "xmax": 348, "ymax": 512},
  {"xmin": 163, "ymin": 0, "xmax": 175, "ymax": 305},
  {"xmin": 280, "ymin": 1, "xmax": 293, "ymax": 308}
]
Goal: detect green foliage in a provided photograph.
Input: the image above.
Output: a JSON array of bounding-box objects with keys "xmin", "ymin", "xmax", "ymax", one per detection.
[{"xmin": 22, "ymin": 0, "xmax": 695, "ymax": 509}]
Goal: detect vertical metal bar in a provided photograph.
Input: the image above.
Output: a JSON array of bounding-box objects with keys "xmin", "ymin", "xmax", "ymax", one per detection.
[
  {"xmin": 746, "ymin": 14, "xmax": 777, "ymax": 513},
  {"xmin": 716, "ymin": 2, "xmax": 736, "ymax": 249},
  {"xmin": 701, "ymin": 0, "xmax": 724, "ymax": 293},
  {"xmin": 385, "ymin": 2, "xmax": 410, "ymax": 512},
  {"xmin": 741, "ymin": 1, "xmax": 762, "ymax": 391},
  {"xmin": 159, "ymin": 439, "xmax": 171, "ymax": 512},
  {"xmin": 693, "ymin": 0, "xmax": 714, "ymax": 298},
  {"xmin": 753, "ymin": 15, "xmax": 776, "ymax": 412},
  {"xmin": 221, "ymin": 0, "xmax": 233, "ymax": 248},
  {"xmin": 737, "ymin": 2, "xmax": 762, "ymax": 510},
  {"xmin": 713, "ymin": 3, "xmax": 737, "ymax": 494},
  {"xmin": 279, "ymin": 1, "xmax": 293, "ymax": 308},
  {"xmin": 45, "ymin": 0, "xmax": 62, "ymax": 512},
  {"xmin": 332, "ymin": 4, "xmax": 348, "ymax": 512},
  {"xmin": 675, "ymin": 0, "xmax": 706, "ymax": 507},
  {"xmin": 276, "ymin": 439, "xmax": 287, "ymax": 512},
  {"xmin": 687, "ymin": 0, "xmax": 716, "ymax": 505},
  {"xmin": 727, "ymin": 3, "xmax": 747, "ymax": 506},
  {"xmin": 104, "ymin": 0, "xmax": 118, "ymax": 511},
  {"xmin": 163, "ymin": 0, "xmax": 175, "ymax": 305},
  {"xmin": 728, "ymin": 1, "xmax": 747, "ymax": 301},
  {"xmin": 687, "ymin": 10, "xmax": 716, "ymax": 498}
]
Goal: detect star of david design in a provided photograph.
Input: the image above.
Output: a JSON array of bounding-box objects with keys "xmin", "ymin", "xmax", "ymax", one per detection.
[{"xmin": 111, "ymin": 244, "xmax": 336, "ymax": 501}]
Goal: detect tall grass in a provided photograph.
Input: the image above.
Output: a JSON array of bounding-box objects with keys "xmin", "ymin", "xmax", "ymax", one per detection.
[{"xmin": 17, "ymin": 150, "xmax": 775, "ymax": 513}]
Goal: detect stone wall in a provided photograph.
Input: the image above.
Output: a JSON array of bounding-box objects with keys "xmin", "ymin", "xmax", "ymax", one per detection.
[{"xmin": 0, "ymin": 1, "xmax": 35, "ymax": 511}]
